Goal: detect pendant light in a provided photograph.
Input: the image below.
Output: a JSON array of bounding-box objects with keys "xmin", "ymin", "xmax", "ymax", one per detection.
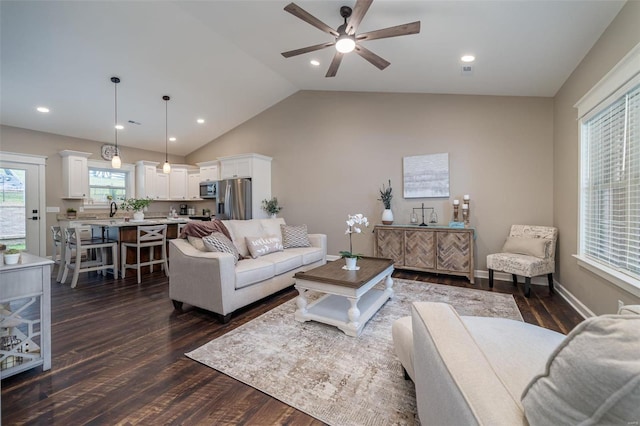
[
  {"xmin": 162, "ymin": 95, "xmax": 171, "ymax": 174},
  {"xmin": 111, "ymin": 76, "xmax": 122, "ymax": 169}
]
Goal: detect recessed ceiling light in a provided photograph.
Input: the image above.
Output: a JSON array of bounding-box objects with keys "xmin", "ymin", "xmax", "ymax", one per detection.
[
  {"xmin": 115, "ymin": 124, "xmax": 124, "ymax": 130},
  {"xmin": 461, "ymin": 55, "xmax": 475, "ymax": 63},
  {"xmin": 197, "ymin": 118, "xmax": 205, "ymax": 124},
  {"xmin": 169, "ymin": 137, "xmax": 176, "ymax": 142},
  {"xmin": 36, "ymin": 106, "xmax": 49, "ymax": 113},
  {"xmin": 310, "ymin": 59, "xmax": 320, "ymax": 66}
]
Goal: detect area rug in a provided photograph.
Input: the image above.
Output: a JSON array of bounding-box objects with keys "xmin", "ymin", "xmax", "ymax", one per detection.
[{"xmin": 186, "ymin": 279, "xmax": 523, "ymax": 426}]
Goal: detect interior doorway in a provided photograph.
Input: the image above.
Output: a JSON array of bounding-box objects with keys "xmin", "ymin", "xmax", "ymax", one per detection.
[{"xmin": 0, "ymin": 153, "xmax": 47, "ymax": 256}]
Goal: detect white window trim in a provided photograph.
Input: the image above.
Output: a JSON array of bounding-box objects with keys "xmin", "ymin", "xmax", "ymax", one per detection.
[
  {"xmin": 83, "ymin": 160, "xmax": 135, "ymax": 209},
  {"xmin": 574, "ymin": 41, "xmax": 640, "ymax": 296}
]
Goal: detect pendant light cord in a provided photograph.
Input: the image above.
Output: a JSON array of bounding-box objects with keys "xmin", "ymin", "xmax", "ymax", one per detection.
[
  {"xmin": 114, "ymin": 79, "xmax": 118, "ymax": 150},
  {"xmin": 165, "ymin": 98, "xmax": 168, "ymax": 162}
]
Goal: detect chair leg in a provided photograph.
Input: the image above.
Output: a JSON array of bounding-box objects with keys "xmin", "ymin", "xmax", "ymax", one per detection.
[
  {"xmin": 524, "ymin": 277, "xmax": 531, "ymax": 298},
  {"xmin": 488, "ymin": 269, "xmax": 494, "ymax": 288},
  {"xmin": 112, "ymin": 244, "xmax": 118, "ymax": 279},
  {"xmin": 71, "ymin": 249, "xmax": 81, "ymax": 288},
  {"xmin": 512, "ymin": 274, "xmax": 518, "ymax": 286},
  {"xmin": 547, "ymin": 273, "xmax": 554, "ymax": 293},
  {"xmin": 162, "ymin": 244, "xmax": 169, "ymax": 277},
  {"xmin": 136, "ymin": 246, "xmax": 141, "ymax": 284},
  {"xmin": 121, "ymin": 244, "xmax": 127, "ymax": 279},
  {"xmin": 61, "ymin": 248, "xmax": 71, "ymax": 284}
]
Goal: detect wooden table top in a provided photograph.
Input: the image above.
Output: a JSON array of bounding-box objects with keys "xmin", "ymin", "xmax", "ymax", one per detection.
[{"xmin": 294, "ymin": 256, "xmax": 394, "ymax": 289}]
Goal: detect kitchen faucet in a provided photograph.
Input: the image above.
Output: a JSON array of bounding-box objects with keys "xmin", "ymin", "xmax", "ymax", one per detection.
[{"xmin": 109, "ymin": 201, "xmax": 118, "ymax": 218}]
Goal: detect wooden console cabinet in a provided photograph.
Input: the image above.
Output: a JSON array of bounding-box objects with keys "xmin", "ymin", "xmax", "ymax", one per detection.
[{"xmin": 374, "ymin": 225, "xmax": 475, "ymax": 283}]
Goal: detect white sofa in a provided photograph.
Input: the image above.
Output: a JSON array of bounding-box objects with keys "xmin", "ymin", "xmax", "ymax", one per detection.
[
  {"xmin": 169, "ymin": 218, "xmax": 326, "ymax": 323},
  {"xmin": 392, "ymin": 302, "xmax": 640, "ymax": 425}
]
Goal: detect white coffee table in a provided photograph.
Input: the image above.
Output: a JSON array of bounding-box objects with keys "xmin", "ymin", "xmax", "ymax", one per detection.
[{"xmin": 293, "ymin": 257, "xmax": 394, "ymax": 337}]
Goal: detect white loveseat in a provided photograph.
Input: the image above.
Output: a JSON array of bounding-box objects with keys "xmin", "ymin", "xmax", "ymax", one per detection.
[
  {"xmin": 392, "ymin": 302, "xmax": 640, "ymax": 425},
  {"xmin": 169, "ymin": 218, "xmax": 326, "ymax": 322}
]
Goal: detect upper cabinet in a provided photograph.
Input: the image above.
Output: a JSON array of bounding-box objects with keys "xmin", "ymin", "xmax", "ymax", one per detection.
[
  {"xmin": 135, "ymin": 161, "xmax": 160, "ymax": 200},
  {"xmin": 187, "ymin": 171, "xmax": 202, "ymax": 200},
  {"xmin": 155, "ymin": 172, "xmax": 169, "ymax": 200},
  {"xmin": 219, "ymin": 156, "xmax": 253, "ymax": 179},
  {"xmin": 60, "ymin": 150, "xmax": 91, "ymax": 199},
  {"xmin": 197, "ymin": 161, "xmax": 219, "ymax": 182}
]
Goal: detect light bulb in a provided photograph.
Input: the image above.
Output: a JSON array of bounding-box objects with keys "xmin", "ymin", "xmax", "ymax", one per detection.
[
  {"xmin": 163, "ymin": 161, "xmax": 171, "ymax": 174},
  {"xmin": 335, "ymin": 35, "xmax": 355, "ymax": 53},
  {"xmin": 111, "ymin": 155, "xmax": 121, "ymax": 169}
]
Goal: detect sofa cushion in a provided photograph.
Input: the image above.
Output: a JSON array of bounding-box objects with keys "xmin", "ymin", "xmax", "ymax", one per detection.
[
  {"xmin": 285, "ymin": 246, "xmax": 324, "ymax": 265},
  {"xmin": 502, "ymin": 237, "xmax": 547, "ymax": 258},
  {"xmin": 223, "ymin": 220, "xmax": 265, "ymax": 258},
  {"xmin": 202, "ymin": 232, "xmax": 240, "ymax": 264},
  {"xmin": 259, "ymin": 218, "xmax": 287, "ymax": 237},
  {"xmin": 235, "ymin": 258, "xmax": 275, "ymax": 289},
  {"xmin": 281, "ymin": 224, "xmax": 311, "ymax": 248},
  {"xmin": 261, "ymin": 251, "xmax": 303, "ymax": 275},
  {"xmin": 521, "ymin": 314, "xmax": 640, "ymax": 425},
  {"xmin": 245, "ymin": 235, "xmax": 284, "ymax": 259},
  {"xmin": 187, "ymin": 235, "xmax": 206, "ymax": 252}
]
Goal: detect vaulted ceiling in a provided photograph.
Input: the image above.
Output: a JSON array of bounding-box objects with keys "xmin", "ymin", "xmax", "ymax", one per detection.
[{"xmin": 0, "ymin": 1, "xmax": 625, "ymax": 156}]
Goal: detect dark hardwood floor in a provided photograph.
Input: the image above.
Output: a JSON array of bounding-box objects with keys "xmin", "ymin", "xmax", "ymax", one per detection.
[{"xmin": 2, "ymin": 267, "xmax": 583, "ymax": 425}]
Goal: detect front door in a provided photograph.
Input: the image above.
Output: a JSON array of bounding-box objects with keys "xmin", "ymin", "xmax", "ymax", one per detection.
[{"xmin": 0, "ymin": 154, "xmax": 46, "ymax": 256}]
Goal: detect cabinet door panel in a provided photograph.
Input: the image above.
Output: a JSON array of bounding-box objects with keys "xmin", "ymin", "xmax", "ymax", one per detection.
[
  {"xmin": 404, "ymin": 230, "xmax": 435, "ymax": 269},
  {"xmin": 437, "ymin": 232, "xmax": 471, "ymax": 272},
  {"xmin": 376, "ymin": 228, "xmax": 404, "ymax": 266}
]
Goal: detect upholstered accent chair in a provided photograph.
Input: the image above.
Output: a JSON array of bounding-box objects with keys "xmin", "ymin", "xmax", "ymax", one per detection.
[{"xmin": 487, "ymin": 225, "xmax": 558, "ymax": 298}]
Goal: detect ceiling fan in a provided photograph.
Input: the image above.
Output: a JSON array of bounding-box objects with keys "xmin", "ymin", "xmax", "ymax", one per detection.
[{"xmin": 281, "ymin": 0, "xmax": 420, "ymax": 77}]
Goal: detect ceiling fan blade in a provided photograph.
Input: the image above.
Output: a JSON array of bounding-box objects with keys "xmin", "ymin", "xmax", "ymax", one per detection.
[
  {"xmin": 325, "ymin": 52, "xmax": 344, "ymax": 77},
  {"xmin": 345, "ymin": 0, "xmax": 373, "ymax": 35},
  {"xmin": 357, "ymin": 21, "xmax": 421, "ymax": 42},
  {"xmin": 284, "ymin": 3, "xmax": 339, "ymax": 37},
  {"xmin": 354, "ymin": 44, "xmax": 390, "ymax": 70},
  {"xmin": 281, "ymin": 41, "xmax": 335, "ymax": 58}
]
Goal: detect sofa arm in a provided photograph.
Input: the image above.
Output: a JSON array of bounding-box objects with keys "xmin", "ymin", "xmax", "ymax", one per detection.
[
  {"xmin": 168, "ymin": 239, "xmax": 237, "ymax": 315},
  {"xmin": 411, "ymin": 302, "xmax": 525, "ymax": 425}
]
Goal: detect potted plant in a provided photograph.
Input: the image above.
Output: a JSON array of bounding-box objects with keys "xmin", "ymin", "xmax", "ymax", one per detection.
[
  {"xmin": 378, "ymin": 180, "xmax": 393, "ymax": 224},
  {"xmin": 66, "ymin": 208, "xmax": 77, "ymax": 219},
  {"xmin": 3, "ymin": 248, "xmax": 21, "ymax": 265},
  {"xmin": 261, "ymin": 197, "xmax": 282, "ymax": 218},
  {"xmin": 339, "ymin": 213, "xmax": 369, "ymax": 270},
  {"xmin": 119, "ymin": 198, "xmax": 153, "ymax": 221}
]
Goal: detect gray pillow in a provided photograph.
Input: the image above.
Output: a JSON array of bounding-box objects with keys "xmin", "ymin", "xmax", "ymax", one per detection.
[
  {"xmin": 245, "ymin": 235, "xmax": 283, "ymax": 259},
  {"xmin": 281, "ymin": 224, "xmax": 311, "ymax": 248},
  {"xmin": 521, "ymin": 314, "xmax": 640, "ymax": 425},
  {"xmin": 202, "ymin": 232, "xmax": 240, "ymax": 264}
]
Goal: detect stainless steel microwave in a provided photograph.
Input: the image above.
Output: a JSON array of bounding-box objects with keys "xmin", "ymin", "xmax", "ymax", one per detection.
[{"xmin": 199, "ymin": 181, "xmax": 217, "ymax": 198}]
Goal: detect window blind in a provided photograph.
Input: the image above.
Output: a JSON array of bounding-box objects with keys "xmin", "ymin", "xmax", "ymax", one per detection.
[{"xmin": 581, "ymin": 83, "xmax": 640, "ymax": 280}]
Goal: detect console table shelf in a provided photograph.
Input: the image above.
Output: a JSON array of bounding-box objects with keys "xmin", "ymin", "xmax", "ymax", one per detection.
[{"xmin": 374, "ymin": 225, "xmax": 475, "ymax": 283}]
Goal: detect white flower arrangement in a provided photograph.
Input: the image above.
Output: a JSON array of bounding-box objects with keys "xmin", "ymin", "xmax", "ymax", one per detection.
[{"xmin": 339, "ymin": 213, "xmax": 369, "ymax": 259}]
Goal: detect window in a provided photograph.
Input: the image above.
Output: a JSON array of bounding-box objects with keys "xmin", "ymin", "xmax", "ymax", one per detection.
[
  {"xmin": 85, "ymin": 160, "xmax": 135, "ymax": 207},
  {"xmin": 576, "ymin": 43, "xmax": 640, "ymax": 295}
]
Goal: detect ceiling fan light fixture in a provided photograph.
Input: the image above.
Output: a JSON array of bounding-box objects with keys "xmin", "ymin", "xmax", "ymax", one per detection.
[{"xmin": 335, "ymin": 34, "xmax": 355, "ymax": 53}]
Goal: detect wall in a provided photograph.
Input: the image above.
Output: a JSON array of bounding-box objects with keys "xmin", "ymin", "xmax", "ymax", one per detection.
[
  {"xmin": 553, "ymin": 0, "xmax": 640, "ymax": 314},
  {"xmin": 0, "ymin": 124, "xmax": 191, "ymax": 255},
  {"xmin": 187, "ymin": 91, "xmax": 554, "ymax": 269}
]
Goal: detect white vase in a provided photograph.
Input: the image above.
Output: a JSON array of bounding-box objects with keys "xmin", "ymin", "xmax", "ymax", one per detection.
[
  {"xmin": 271, "ymin": 213, "xmax": 277, "ymax": 219},
  {"xmin": 345, "ymin": 257, "xmax": 358, "ymax": 270},
  {"xmin": 382, "ymin": 209, "xmax": 394, "ymax": 225},
  {"xmin": 133, "ymin": 210, "xmax": 145, "ymax": 221},
  {"xmin": 4, "ymin": 253, "xmax": 20, "ymax": 265}
]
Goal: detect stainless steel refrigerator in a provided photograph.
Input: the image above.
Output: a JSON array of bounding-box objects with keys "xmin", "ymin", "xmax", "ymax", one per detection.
[{"xmin": 215, "ymin": 178, "xmax": 252, "ymax": 220}]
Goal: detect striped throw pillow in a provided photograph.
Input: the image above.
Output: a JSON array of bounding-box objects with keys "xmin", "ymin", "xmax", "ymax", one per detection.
[
  {"xmin": 281, "ymin": 224, "xmax": 311, "ymax": 248},
  {"xmin": 202, "ymin": 232, "xmax": 240, "ymax": 264}
]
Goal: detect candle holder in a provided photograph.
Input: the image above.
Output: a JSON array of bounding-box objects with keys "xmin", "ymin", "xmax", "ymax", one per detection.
[
  {"xmin": 453, "ymin": 204, "xmax": 460, "ymax": 222},
  {"xmin": 462, "ymin": 206, "xmax": 469, "ymax": 224}
]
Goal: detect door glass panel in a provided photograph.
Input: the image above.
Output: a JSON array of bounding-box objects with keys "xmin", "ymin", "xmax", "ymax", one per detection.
[{"xmin": 0, "ymin": 168, "xmax": 26, "ymax": 250}]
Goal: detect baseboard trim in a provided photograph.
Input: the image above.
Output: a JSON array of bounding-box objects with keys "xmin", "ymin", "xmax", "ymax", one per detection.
[{"xmin": 475, "ymin": 269, "xmax": 594, "ymax": 319}]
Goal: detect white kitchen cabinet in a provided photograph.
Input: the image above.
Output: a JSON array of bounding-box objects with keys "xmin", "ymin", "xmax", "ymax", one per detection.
[
  {"xmin": 218, "ymin": 153, "xmax": 272, "ymax": 218},
  {"xmin": 169, "ymin": 167, "xmax": 188, "ymax": 200},
  {"xmin": 155, "ymin": 172, "xmax": 169, "ymax": 200},
  {"xmin": 197, "ymin": 161, "xmax": 219, "ymax": 182},
  {"xmin": 135, "ymin": 161, "xmax": 159, "ymax": 199},
  {"xmin": 187, "ymin": 172, "xmax": 202, "ymax": 200},
  {"xmin": 59, "ymin": 150, "xmax": 91, "ymax": 199}
]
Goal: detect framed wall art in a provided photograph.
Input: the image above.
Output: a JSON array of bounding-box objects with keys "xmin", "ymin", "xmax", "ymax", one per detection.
[{"xmin": 403, "ymin": 153, "xmax": 450, "ymax": 198}]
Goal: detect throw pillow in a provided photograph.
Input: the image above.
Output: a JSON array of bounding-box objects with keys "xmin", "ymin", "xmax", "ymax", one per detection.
[
  {"xmin": 502, "ymin": 236, "xmax": 547, "ymax": 258},
  {"xmin": 245, "ymin": 235, "xmax": 283, "ymax": 259},
  {"xmin": 187, "ymin": 235, "xmax": 206, "ymax": 252},
  {"xmin": 281, "ymin": 224, "xmax": 311, "ymax": 248},
  {"xmin": 202, "ymin": 232, "xmax": 240, "ymax": 264},
  {"xmin": 521, "ymin": 314, "xmax": 640, "ymax": 425}
]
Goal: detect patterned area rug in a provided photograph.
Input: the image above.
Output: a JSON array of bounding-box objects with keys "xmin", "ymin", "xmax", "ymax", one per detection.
[{"xmin": 186, "ymin": 279, "xmax": 523, "ymax": 426}]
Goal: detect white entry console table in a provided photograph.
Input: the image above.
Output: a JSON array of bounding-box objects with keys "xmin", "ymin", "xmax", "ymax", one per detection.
[{"xmin": 1, "ymin": 253, "xmax": 53, "ymax": 379}]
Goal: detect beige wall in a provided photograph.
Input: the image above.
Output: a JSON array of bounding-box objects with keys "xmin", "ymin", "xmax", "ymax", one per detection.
[
  {"xmin": 553, "ymin": 0, "xmax": 640, "ymax": 314},
  {"xmin": 187, "ymin": 91, "xmax": 554, "ymax": 268},
  {"xmin": 0, "ymin": 125, "xmax": 190, "ymax": 255}
]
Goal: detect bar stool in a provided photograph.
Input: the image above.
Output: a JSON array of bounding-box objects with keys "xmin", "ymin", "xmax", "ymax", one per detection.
[
  {"xmin": 51, "ymin": 226, "xmax": 65, "ymax": 282},
  {"xmin": 121, "ymin": 224, "xmax": 169, "ymax": 284},
  {"xmin": 61, "ymin": 227, "xmax": 119, "ymax": 288}
]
